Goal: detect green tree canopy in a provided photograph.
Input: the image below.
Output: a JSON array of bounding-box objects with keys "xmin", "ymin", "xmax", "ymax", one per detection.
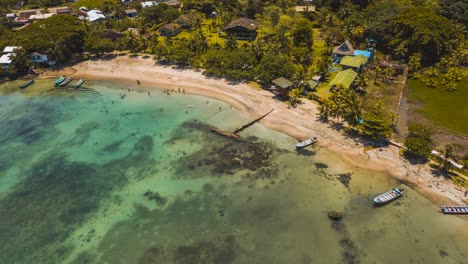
[
  {"xmin": 16, "ymin": 15, "xmax": 86, "ymax": 62},
  {"xmin": 255, "ymin": 52, "xmax": 296, "ymax": 83},
  {"xmin": 359, "ymin": 100, "xmax": 392, "ymax": 140},
  {"xmin": 404, "ymin": 123, "xmax": 433, "ymax": 159},
  {"xmin": 389, "ymin": 7, "xmax": 460, "ymax": 64},
  {"xmin": 292, "ymin": 17, "xmax": 314, "ymax": 49}
]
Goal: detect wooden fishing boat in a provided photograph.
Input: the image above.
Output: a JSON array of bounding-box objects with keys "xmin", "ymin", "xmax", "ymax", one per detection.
[
  {"xmin": 59, "ymin": 77, "xmax": 73, "ymax": 87},
  {"xmin": 54, "ymin": 76, "xmax": 66, "ymax": 85},
  {"xmin": 440, "ymin": 206, "xmax": 468, "ymax": 214},
  {"xmin": 295, "ymin": 137, "xmax": 318, "ymax": 149},
  {"xmin": 373, "ymin": 188, "xmax": 404, "ymax": 205},
  {"xmin": 19, "ymin": 79, "xmax": 34, "ymax": 89},
  {"xmin": 73, "ymin": 78, "xmax": 85, "ymax": 89}
]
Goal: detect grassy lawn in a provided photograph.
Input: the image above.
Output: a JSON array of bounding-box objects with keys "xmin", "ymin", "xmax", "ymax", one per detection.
[
  {"xmin": 314, "ymin": 70, "xmax": 339, "ymax": 99},
  {"xmin": 312, "ymin": 28, "xmax": 325, "ymax": 57},
  {"xmin": 407, "ymin": 76, "xmax": 468, "ymax": 134},
  {"xmin": 363, "ymin": 76, "xmax": 405, "ymax": 113}
]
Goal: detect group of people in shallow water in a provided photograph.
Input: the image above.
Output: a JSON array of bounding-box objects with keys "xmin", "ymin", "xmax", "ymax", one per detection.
[
  {"xmin": 118, "ymin": 81, "xmax": 233, "ymax": 115},
  {"xmin": 162, "ymin": 87, "xmax": 185, "ymax": 95}
]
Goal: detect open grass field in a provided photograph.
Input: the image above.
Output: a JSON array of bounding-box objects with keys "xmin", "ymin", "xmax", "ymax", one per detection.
[
  {"xmin": 407, "ymin": 76, "xmax": 468, "ymax": 135},
  {"xmin": 363, "ymin": 75, "xmax": 406, "ymax": 113}
]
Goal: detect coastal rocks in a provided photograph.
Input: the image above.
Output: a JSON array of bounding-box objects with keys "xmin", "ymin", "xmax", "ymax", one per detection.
[
  {"xmin": 173, "ymin": 236, "xmax": 237, "ymax": 264},
  {"xmin": 337, "ymin": 173, "xmax": 352, "ymax": 189},
  {"xmin": 339, "ymin": 239, "xmax": 361, "ymax": 264},
  {"xmin": 328, "ymin": 210, "xmax": 344, "ymax": 220},
  {"xmin": 314, "ymin": 162, "xmax": 328, "ymax": 170},
  {"xmin": 215, "ymin": 194, "xmax": 230, "ymax": 216},
  {"xmin": 139, "ymin": 247, "xmax": 160, "ymax": 264},
  {"xmin": 144, "ymin": 190, "xmax": 168, "ymax": 207},
  {"xmin": 172, "ymin": 121, "xmax": 278, "ymax": 180}
]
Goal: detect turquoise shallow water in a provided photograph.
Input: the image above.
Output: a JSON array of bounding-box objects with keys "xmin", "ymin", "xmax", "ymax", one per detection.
[{"xmin": 0, "ymin": 80, "xmax": 467, "ymax": 264}]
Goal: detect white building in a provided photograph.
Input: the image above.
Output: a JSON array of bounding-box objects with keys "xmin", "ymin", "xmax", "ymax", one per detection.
[
  {"xmin": 0, "ymin": 53, "xmax": 14, "ymax": 68},
  {"xmin": 1, "ymin": 46, "xmax": 19, "ymax": 68},
  {"xmin": 141, "ymin": 1, "xmax": 158, "ymax": 8},
  {"xmin": 86, "ymin": 9, "xmax": 106, "ymax": 23},
  {"xmin": 30, "ymin": 52, "xmax": 56, "ymax": 66},
  {"xmin": 4, "ymin": 46, "xmax": 19, "ymax": 53}
]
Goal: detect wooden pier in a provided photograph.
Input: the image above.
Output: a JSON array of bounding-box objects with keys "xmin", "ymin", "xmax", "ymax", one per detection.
[{"xmin": 211, "ymin": 109, "xmax": 274, "ymax": 139}]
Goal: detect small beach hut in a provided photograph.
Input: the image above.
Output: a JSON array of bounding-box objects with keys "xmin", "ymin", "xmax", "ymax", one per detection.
[
  {"xmin": 302, "ymin": 80, "xmax": 319, "ymax": 95},
  {"xmin": 272, "ymin": 77, "xmax": 294, "ymax": 97}
]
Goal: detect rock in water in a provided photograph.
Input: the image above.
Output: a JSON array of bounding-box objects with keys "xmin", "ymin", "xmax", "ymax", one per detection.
[{"xmin": 328, "ymin": 210, "xmax": 343, "ymax": 220}]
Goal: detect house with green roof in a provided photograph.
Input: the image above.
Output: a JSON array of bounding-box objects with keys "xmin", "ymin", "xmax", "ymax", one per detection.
[
  {"xmin": 339, "ymin": 55, "xmax": 367, "ymax": 73},
  {"xmin": 329, "ymin": 69, "xmax": 358, "ymax": 89}
]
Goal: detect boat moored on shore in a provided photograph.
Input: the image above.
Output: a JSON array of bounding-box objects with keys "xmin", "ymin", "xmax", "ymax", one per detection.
[
  {"xmin": 54, "ymin": 76, "xmax": 66, "ymax": 85},
  {"xmin": 373, "ymin": 188, "xmax": 404, "ymax": 205},
  {"xmin": 19, "ymin": 79, "xmax": 34, "ymax": 89},
  {"xmin": 295, "ymin": 137, "xmax": 318, "ymax": 149},
  {"xmin": 440, "ymin": 206, "xmax": 468, "ymax": 214},
  {"xmin": 73, "ymin": 78, "xmax": 85, "ymax": 89},
  {"xmin": 59, "ymin": 77, "xmax": 73, "ymax": 87}
]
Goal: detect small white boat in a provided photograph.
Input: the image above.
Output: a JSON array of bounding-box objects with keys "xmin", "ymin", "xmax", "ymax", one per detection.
[
  {"xmin": 295, "ymin": 137, "xmax": 318, "ymax": 149},
  {"xmin": 73, "ymin": 78, "xmax": 85, "ymax": 89},
  {"xmin": 373, "ymin": 188, "xmax": 404, "ymax": 205},
  {"xmin": 59, "ymin": 77, "xmax": 73, "ymax": 87}
]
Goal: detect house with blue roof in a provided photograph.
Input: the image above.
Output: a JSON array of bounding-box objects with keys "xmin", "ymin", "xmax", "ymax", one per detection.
[{"xmin": 354, "ymin": 50, "xmax": 372, "ymax": 60}]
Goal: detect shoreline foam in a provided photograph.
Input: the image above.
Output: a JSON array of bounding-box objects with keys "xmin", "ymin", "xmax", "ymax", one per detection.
[{"xmin": 39, "ymin": 55, "xmax": 467, "ymax": 210}]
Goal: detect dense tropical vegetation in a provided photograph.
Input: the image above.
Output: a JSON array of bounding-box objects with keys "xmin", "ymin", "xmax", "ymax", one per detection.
[{"xmin": 0, "ymin": 0, "xmax": 466, "ymax": 162}]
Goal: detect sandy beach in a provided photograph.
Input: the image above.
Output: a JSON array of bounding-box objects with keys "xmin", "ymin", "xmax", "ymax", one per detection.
[{"xmin": 40, "ymin": 55, "xmax": 467, "ymax": 208}]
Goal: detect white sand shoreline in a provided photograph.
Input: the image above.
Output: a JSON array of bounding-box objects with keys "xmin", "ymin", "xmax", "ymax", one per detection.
[{"xmin": 40, "ymin": 56, "xmax": 467, "ymax": 209}]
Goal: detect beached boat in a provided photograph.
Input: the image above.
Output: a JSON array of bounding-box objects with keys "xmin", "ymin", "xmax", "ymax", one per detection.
[
  {"xmin": 373, "ymin": 188, "xmax": 404, "ymax": 205},
  {"xmin": 19, "ymin": 79, "xmax": 34, "ymax": 89},
  {"xmin": 73, "ymin": 78, "xmax": 85, "ymax": 89},
  {"xmin": 59, "ymin": 77, "xmax": 73, "ymax": 87},
  {"xmin": 440, "ymin": 206, "xmax": 468, "ymax": 214},
  {"xmin": 295, "ymin": 137, "xmax": 318, "ymax": 149},
  {"xmin": 54, "ymin": 76, "xmax": 66, "ymax": 85}
]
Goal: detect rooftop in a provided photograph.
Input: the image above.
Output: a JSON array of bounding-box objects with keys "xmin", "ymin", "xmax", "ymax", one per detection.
[
  {"xmin": 333, "ymin": 40, "xmax": 355, "ymax": 56},
  {"xmin": 272, "ymin": 77, "xmax": 294, "ymax": 89},
  {"xmin": 354, "ymin": 50, "xmax": 372, "ymax": 59},
  {"xmin": 125, "ymin": 9, "xmax": 137, "ymax": 14},
  {"xmin": 0, "ymin": 53, "xmax": 14, "ymax": 64},
  {"xmin": 3, "ymin": 46, "xmax": 19, "ymax": 53},
  {"xmin": 340, "ymin": 55, "xmax": 367, "ymax": 68},
  {"xmin": 225, "ymin": 18, "xmax": 259, "ymax": 30},
  {"xmin": 329, "ymin": 69, "xmax": 358, "ymax": 89},
  {"xmin": 141, "ymin": 1, "xmax": 158, "ymax": 8},
  {"xmin": 87, "ymin": 9, "xmax": 106, "ymax": 22},
  {"xmin": 294, "ymin": 6, "xmax": 316, "ymax": 12}
]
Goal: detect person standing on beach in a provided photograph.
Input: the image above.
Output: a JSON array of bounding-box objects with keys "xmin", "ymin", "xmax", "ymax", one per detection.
[{"xmin": 137, "ymin": 80, "xmax": 140, "ymax": 86}]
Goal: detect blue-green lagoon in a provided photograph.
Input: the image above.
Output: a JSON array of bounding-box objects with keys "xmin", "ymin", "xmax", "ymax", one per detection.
[{"xmin": 0, "ymin": 80, "xmax": 466, "ymax": 264}]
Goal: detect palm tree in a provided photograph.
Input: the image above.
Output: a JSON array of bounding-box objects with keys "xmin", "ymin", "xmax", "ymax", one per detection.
[
  {"xmin": 355, "ymin": 72, "xmax": 369, "ymax": 91},
  {"xmin": 438, "ymin": 144, "xmax": 455, "ymax": 173},
  {"xmin": 318, "ymin": 99, "xmax": 333, "ymax": 122},
  {"xmin": 343, "ymin": 88, "xmax": 362, "ymax": 128},
  {"xmin": 393, "ymin": 42, "xmax": 408, "ymax": 62},
  {"xmin": 120, "ymin": 32, "xmax": 143, "ymax": 54},
  {"xmin": 225, "ymin": 33, "xmax": 238, "ymax": 50},
  {"xmin": 249, "ymin": 40, "xmax": 264, "ymax": 64},
  {"xmin": 329, "ymin": 84, "xmax": 347, "ymax": 124}
]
